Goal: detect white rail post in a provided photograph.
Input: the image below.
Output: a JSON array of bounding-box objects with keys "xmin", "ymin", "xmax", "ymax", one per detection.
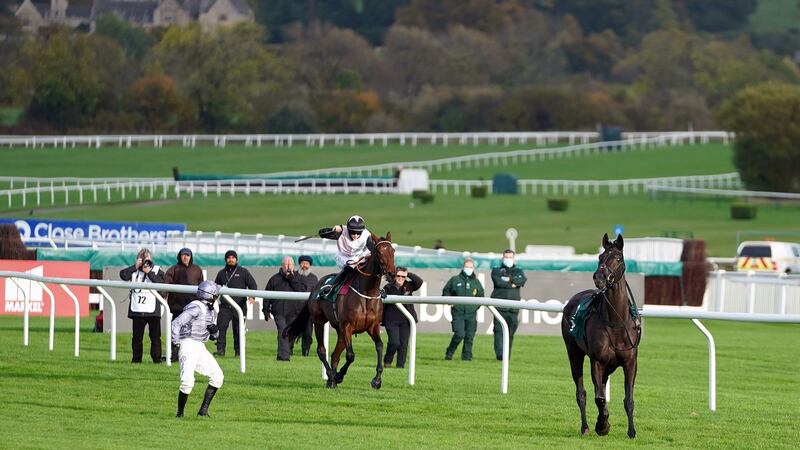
[
  {"xmin": 487, "ymin": 305, "xmax": 509, "ymax": 394},
  {"xmin": 692, "ymin": 319, "xmax": 716, "ymax": 411},
  {"xmin": 222, "ymin": 295, "xmax": 246, "ymax": 374},
  {"xmin": 96, "ymin": 287, "xmax": 118, "ymax": 361},
  {"xmin": 37, "ymin": 282, "xmax": 56, "ymax": 351},
  {"xmin": 152, "ymin": 292, "xmax": 173, "ymax": 366},
  {"xmin": 10, "ymin": 278, "xmax": 30, "ymax": 346},
  {"xmin": 58, "ymin": 284, "xmax": 80, "ymax": 357},
  {"xmin": 394, "ymin": 302, "xmax": 417, "ymax": 385}
]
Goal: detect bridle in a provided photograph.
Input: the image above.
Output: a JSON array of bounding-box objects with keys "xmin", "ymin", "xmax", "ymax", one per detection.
[
  {"xmin": 596, "ymin": 248, "xmax": 640, "ymax": 350},
  {"xmin": 353, "ymin": 240, "xmax": 394, "ymax": 278}
]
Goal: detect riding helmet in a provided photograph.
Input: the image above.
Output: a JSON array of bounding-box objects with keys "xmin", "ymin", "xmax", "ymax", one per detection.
[
  {"xmin": 197, "ymin": 280, "xmax": 221, "ymax": 301},
  {"xmin": 347, "ymin": 215, "xmax": 366, "ymax": 234}
]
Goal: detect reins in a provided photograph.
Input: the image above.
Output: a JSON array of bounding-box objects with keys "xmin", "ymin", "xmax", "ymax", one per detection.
[{"xmin": 353, "ymin": 240, "xmax": 393, "ymax": 278}]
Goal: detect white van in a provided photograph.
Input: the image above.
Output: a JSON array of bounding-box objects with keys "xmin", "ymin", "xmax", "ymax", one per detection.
[{"xmin": 735, "ymin": 241, "xmax": 800, "ymax": 273}]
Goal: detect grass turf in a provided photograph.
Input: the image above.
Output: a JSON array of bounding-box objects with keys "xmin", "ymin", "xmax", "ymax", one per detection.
[{"xmin": 1, "ymin": 316, "xmax": 797, "ymax": 448}]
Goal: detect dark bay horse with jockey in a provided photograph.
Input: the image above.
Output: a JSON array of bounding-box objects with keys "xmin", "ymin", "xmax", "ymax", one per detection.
[
  {"xmin": 561, "ymin": 233, "xmax": 641, "ymax": 438},
  {"xmin": 284, "ymin": 232, "xmax": 396, "ymax": 389}
]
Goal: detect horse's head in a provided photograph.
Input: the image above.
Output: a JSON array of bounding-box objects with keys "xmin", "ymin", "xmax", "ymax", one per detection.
[
  {"xmin": 371, "ymin": 232, "xmax": 396, "ymax": 282},
  {"xmin": 594, "ymin": 233, "xmax": 625, "ymax": 291}
]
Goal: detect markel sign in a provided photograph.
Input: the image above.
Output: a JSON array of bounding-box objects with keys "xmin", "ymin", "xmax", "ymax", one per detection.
[{"xmin": 0, "ymin": 260, "xmax": 90, "ymax": 317}]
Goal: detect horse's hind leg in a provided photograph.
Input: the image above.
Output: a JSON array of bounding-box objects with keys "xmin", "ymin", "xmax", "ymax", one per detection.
[
  {"xmin": 591, "ymin": 360, "xmax": 611, "ymax": 436},
  {"xmin": 333, "ymin": 325, "xmax": 355, "ymax": 385},
  {"xmin": 623, "ymin": 353, "xmax": 638, "ymax": 439},
  {"xmin": 368, "ymin": 322, "xmax": 384, "ymax": 390},
  {"xmin": 566, "ymin": 341, "xmax": 589, "ymax": 435}
]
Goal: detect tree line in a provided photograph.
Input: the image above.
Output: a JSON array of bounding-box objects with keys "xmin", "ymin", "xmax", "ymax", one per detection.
[{"xmin": 0, "ymin": 0, "xmax": 798, "ymax": 140}]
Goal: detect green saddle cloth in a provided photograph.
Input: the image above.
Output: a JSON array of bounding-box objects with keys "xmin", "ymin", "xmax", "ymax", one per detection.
[
  {"xmin": 568, "ymin": 293, "xmax": 598, "ymax": 341},
  {"xmin": 317, "ymin": 274, "xmax": 342, "ymax": 303}
]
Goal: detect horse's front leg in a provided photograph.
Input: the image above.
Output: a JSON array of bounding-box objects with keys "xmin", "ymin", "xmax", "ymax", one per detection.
[
  {"xmin": 368, "ymin": 323, "xmax": 384, "ymax": 390},
  {"xmin": 566, "ymin": 340, "xmax": 589, "ymax": 435},
  {"xmin": 328, "ymin": 333, "xmax": 347, "ymax": 388},
  {"xmin": 591, "ymin": 360, "xmax": 610, "ymax": 436},
  {"xmin": 334, "ymin": 324, "xmax": 355, "ymax": 384},
  {"xmin": 623, "ymin": 352, "xmax": 638, "ymax": 438},
  {"xmin": 313, "ymin": 321, "xmax": 337, "ymax": 388}
]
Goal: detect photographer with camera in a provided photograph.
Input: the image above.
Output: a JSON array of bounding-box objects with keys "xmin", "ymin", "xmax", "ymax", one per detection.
[
  {"xmin": 263, "ymin": 256, "xmax": 308, "ymax": 361},
  {"xmin": 120, "ymin": 248, "xmax": 165, "ymax": 364}
]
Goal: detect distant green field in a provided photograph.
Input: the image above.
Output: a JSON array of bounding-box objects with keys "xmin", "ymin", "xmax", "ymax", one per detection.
[
  {"xmin": 1, "ymin": 316, "xmax": 797, "ymax": 448},
  {"xmin": 0, "ymin": 142, "xmax": 732, "ymax": 180},
  {"xmin": 2, "ymin": 191, "xmax": 798, "ymax": 256},
  {"xmin": 748, "ymin": 0, "xmax": 800, "ymax": 32}
]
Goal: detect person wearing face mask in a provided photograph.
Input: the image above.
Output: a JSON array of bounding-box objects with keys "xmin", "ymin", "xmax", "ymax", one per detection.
[
  {"xmin": 443, "ymin": 258, "xmax": 484, "ymax": 361},
  {"xmin": 491, "ymin": 250, "xmax": 527, "ymax": 360}
]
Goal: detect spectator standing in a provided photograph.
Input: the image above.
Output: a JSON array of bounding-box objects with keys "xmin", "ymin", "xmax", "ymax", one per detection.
[
  {"xmin": 172, "ymin": 281, "xmax": 224, "ymax": 418},
  {"xmin": 443, "ymin": 258, "xmax": 484, "ymax": 361},
  {"xmin": 491, "ymin": 250, "xmax": 527, "ymax": 360},
  {"xmin": 120, "ymin": 248, "xmax": 165, "ymax": 364},
  {"xmin": 296, "ymin": 255, "xmax": 318, "ymax": 356},
  {"xmin": 164, "ymin": 247, "xmax": 204, "ymax": 360},
  {"xmin": 382, "ymin": 266, "xmax": 421, "ymax": 368},
  {"xmin": 213, "ymin": 250, "xmax": 258, "ymax": 357},
  {"xmin": 263, "ymin": 256, "xmax": 308, "ymax": 361}
]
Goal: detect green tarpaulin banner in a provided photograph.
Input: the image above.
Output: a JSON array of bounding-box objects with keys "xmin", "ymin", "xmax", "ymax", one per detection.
[{"xmin": 35, "ymin": 249, "xmax": 683, "ymax": 276}]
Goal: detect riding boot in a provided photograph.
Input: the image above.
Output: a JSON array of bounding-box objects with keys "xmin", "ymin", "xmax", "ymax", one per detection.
[
  {"xmin": 176, "ymin": 391, "xmax": 188, "ymax": 418},
  {"xmin": 197, "ymin": 385, "xmax": 218, "ymax": 417},
  {"xmin": 321, "ymin": 267, "xmax": 352, "ymax": 300}
]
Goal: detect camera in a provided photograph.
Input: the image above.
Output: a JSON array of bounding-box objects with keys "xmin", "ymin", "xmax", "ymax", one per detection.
[{"xmin": 142, "ymin": 259, "xmax": 153, "ymax": 269}]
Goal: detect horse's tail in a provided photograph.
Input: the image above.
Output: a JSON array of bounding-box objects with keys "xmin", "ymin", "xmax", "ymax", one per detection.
[{"xmin": 283, "ymin": 299, "xmax": 311, "ymax": 343}]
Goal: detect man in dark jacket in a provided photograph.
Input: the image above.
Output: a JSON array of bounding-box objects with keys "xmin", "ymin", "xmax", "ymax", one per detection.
[
  {"xmin": 491, "ymin": 249, "xmax": 527, "ymax": 360},
  {"xmin": 120, "ymin": 248, "xmax": 165, "ymax": 364},
  {"xmin": 213, "ymin": 250, "xmax": 258, "ymax": 357},
  {"xmin": 296, "ymin": 255, "xmax": 318, "ymax": 356},
  {"xmin": 263, "ymin": 256, "xmax": 309, "ymax": 361},
  {"xmin": 443, "ymin": 258, "xmax": 484, "ymax": 361},
  {"xmin": 164, "ymin": 247, "xmax": 204, "ymax": 360},
  {"xmin": 382, "ymin": 266, "xmax": 421, "ymax": 368}
]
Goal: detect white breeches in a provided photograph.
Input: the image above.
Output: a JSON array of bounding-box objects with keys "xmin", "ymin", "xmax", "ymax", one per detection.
[{"xmin": 178, "ymin": 339, "xmax": 224, "ymax": 394}]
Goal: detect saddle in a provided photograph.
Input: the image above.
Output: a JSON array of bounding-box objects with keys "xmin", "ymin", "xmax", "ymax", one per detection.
[
  {"xmin": 568, "ymin": 292, "xmax": 598, "ymax": 341},
  {"xmin": 317, "ymin": 273, "xmax": 354, "ymax": 302}
]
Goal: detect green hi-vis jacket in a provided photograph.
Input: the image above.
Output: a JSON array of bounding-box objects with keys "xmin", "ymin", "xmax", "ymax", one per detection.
[
  {"xmin": 442, "ymin": 271, "xmax": 485, "ymax": 315},
  {"xmin": 490, "ymin": 265, "xmax": 527, "ymax": 312}
]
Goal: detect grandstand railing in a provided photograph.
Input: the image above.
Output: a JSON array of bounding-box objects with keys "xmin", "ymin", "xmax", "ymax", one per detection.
[
  {"xmin": 2, "ymin": 269, "xmax": 797, "ymax": 409},
  {"xmin": 0, "ymin": 130, "xmax": 732, "ymax": 150}
]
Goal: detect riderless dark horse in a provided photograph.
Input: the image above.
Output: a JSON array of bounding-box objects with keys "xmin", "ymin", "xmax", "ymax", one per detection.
[
  {"xmin": 561, "ymin": 233, "xmax": 641, "ymax": 438},
  {"xmin": 284, "ymin": 232, "xmax": 395, "ymax": 389}
]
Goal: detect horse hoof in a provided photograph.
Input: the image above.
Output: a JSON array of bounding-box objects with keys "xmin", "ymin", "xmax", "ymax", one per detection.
[
  {"xmin": 370, "ymin": 379, "xmax": 382, "ymax": 390},
  {"xmin": 627, "ymin": 429, "xmax": 636, "ymax": 439},
  {"xmin": 580, "ymin": 426, "xmax": 590, "ymax": 436},
  {"xmin": 334, "ymin": 374, "xmax": 345, "ymax": 384},
  {"xmin": 595, "ymin": 422, "xmax": 610, "ymax": 436},
  {"xmin": 326, "ymin": 379, "xmax": 337, "ymax": 389}
]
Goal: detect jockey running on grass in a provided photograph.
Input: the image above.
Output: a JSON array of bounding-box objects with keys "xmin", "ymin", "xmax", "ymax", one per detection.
[{"xmin": 318, "ymin": 215, "xmax": 381, "ymax": 299}]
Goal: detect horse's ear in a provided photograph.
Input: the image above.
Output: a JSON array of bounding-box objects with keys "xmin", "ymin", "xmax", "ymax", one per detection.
[
  {"xmin": 386, "ymin": 231, "xmax": 392, "ymax": 242},
  {"xmin": 615, "ymin": 234, "xmax": 624, "ymax": 251},
  {"xmin": 602, "ymin": 233, "xmax": 610, "ymax": 249}
]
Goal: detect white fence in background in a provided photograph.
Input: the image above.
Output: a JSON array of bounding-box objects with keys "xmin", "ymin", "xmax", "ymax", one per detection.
[
  {"xmin": 1, "ymin": 172, "xmax": 744, "ymax": 209},
  {"xmin": 704, "ymin": 270, "xmax": 800, "ymax": 315},
  {"xmin": 2, "ymin": 270, "xmax": 797, "ymax": 410},
  {"xmin": 252, "ymin": 133, "xmax": 732, "ymax": 179},
  {"xmin": 0, "ymin": 131, "xmax": 733, "ymax": 150},
  {"xmin": 647, "ymin": 185, "xmax": 800, "ymax": 201},
  {"xmin": 430, "ymin": 173, "xmax": 741, "ymax": 196}
]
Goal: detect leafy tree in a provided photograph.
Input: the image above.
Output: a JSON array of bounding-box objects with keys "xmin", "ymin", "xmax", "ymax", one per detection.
[
  {"xmin": 315, "ymin": 89, "xmax": 382, "ymax": 132},
  {"xmin": 94, "ymin": 13, "xmax": 155, "ymax": 60},
  {"xmin": 396, "ymin": 0, "xmax": 515, "ymax": 33},
  {"xmin": 381, "ymin": 25, "xmax": 448, "ymax": 97},
  {"xmin": 24, "ymin": 30, "xmax": 104, "ymax": 130},
  {"xmin": 150, "ymin": 23, "xmax": 290, "ymax": 132},
  {"xmin": 718, "ymin": 82, "xmax": 800, "ymax": 192},
  {"xmin": 679, "ymin": 0, "xmax": 757, "ymax": 32},
  {"xmin": 126, "ymin": 75, "xmax": 183, "ymax": 131}
]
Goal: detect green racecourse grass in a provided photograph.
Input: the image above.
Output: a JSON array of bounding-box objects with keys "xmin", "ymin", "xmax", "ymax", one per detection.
[
  {"xmin": 0, "ymin": 142, "xmax": 733, "ymax": 180},
  {"xmin": 1, "ymin": 316, "xmax": 797, "ymax": 448}
]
